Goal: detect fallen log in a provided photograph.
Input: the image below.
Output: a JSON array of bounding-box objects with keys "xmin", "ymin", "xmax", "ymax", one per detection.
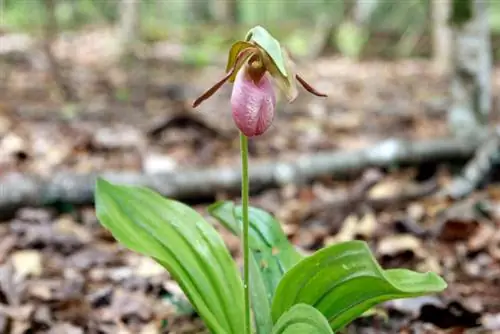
[{"xmin": 0, "ymin": 136, "xmax": 486, "ymax": 220}]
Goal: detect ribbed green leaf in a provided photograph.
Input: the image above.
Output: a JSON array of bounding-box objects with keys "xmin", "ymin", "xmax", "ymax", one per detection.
[
  {"xmin": 245, "ymin": 25, "xmax": 287, "ymax": 78},
  {"xmin": 271, "ymin": 304, "xmax": 334, "ymax": 334},
  {"xmin": 264, "ymin": 47, "xmax": 298, "ymax": 102},
  {"xmin": 271, "ymin": 240, "xmax": 447, "ymax": 331},
  {"xmin": 249, "ymin": 254, "xmax": 274, "ymax": 334},
  {"xmin": 95, "ymin": 179, "xmax": 244, "ymax": 334},
  {"xmin": 208, "ymin": 201, "xmax": 302, "ymax": 334},
  {"xmin": 209, "ymin": 201, "xmax": 302, "ymax": 297}
]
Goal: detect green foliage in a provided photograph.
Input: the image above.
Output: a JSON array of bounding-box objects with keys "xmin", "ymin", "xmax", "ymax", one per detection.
[
  {"xmin": 271, "ymin": 304, "xmax": 334, "ymax": 334},
  {"xmin": 96, "ymin": 180, "xmax": 446, "ymax": 334},
  {"xmin": 94, "ymin": 179, "xmax": 245, "ymax": 334},
  {"xmin": 209, "ymin": 201, "xmax": 303, "ymax": 334},
  {"xmin": 451, "ymin": 0, "xmax": 474, "ymax": 26},
  {"xmin": 335, "ymin": 21, "xmax": 369, "ymax": 59},
  {"xmin": 242, "ymin": 26, "xmax": 299, "ymax": 102},
  {"xmin": 245, "ymin": 25, "xmax": 288, "ymax": 78},
  {"xmin": 271, "ymin": 241, "xmax": 447, "ymax": 331},
  {"xmin": 225, "ymin": 40, "xmax": 255, "ymax": 81},
  {"xmin": 94, "ymin": 25, "xmax": 446, "ymax": 334}
]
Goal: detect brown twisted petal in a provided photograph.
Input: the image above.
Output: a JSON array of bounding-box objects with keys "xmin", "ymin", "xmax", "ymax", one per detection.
[
  {"xmin": 192, "ymin": 47, "xmax": 257, "ymax": 108},
  {"xmin": 296, "ymin": 74, "xmax": 328, "ymax": 97}
]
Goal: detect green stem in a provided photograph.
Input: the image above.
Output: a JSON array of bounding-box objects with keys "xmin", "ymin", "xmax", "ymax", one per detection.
[{"xmin": 240, "ymin": 132, "xmax": 251, "ymax": 334}]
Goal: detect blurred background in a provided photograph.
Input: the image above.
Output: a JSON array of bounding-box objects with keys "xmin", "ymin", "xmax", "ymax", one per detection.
[{"xmin": 1, "ymin": 0, "xmax": 500, "ymax": 333}]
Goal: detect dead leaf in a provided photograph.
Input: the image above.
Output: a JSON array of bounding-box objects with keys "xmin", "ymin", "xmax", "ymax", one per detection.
[
  {"xmin": 0, "ymin": 303, "xmax": 34, "ymax": 321},
  {"xmin": 55, "ymin": 215, "xmax": 92, "ymax": 243},
  {"xmin": 142, "ymin": 153, "xmax": 177, "ymax": 174},
  {"xmin": 0, "ymin": 264, "xmax": 25, "ymax": 305},
  {"xmin": 92, "ymin": 125, "xmax": 146, "ymax": 150},
  {"xmin": 368, "ymin": 179, "xmax": 402, "ymax": 199},
  {"xmin": 482, "ymin": 313, "xmax": 500, "ymax": 330},
  {"xmin": 326, "ymin": 214, "xmax": 358, "ymax": 243},
  {"xmin": 356, "ymin": 211, "xmax": 377, "ymax": 238},
  {"xmin": 378, "ymin": 234, "xmax": 426, "ymax": 258},
  {"xmin": 0, "ymin": 235, "xmax": 17, "ymax": 263},
  {"xmin": 140, "ymin": 322, "xmax": 160, "ymax": 334},
  {"xmin": 48, "ymin": 323, "xmax": 84, "ymax": 334},
  {"xmin": 67, "ymin": 247, "xmax": 117, "ymax": 270},
  {"xmin": 434, "ymin": 200, "xmax": 482, "ymax": 241},
  {"xmin": 11, "ymin": 250, "xmax": 42, "ymax": 278},
  {"xmin": 488, "ymin": 230, "xmax": 500, "ymax": 260},
  {"xmin": 468, "ymin": 223, "xmax": 495, "ymax": 252},
  {"xmin": 102, "ymin": 289, "xmax": 153, "ymax": 322},
  {"xmin": 10, "ymin": 320, "xmax": 31, "ymax": 334},
  {"xmin": 135, "ymin": 256, "xmax": 165, "ymax": 278}
]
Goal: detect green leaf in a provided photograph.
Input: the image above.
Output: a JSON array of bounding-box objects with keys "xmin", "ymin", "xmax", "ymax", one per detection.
[
  {"xmin": 225, "ymin": 40, "xmax": 254, "ymax": 82},
  {"xmin": 245, "ymin": 25, "xmax": 288, "ymax": 78},
  {"xmin": 264, "ymin": 47, "xmax": 298, "ymax": 102},
  {"xmin": 271, "ymin": 240, "xmax": 447, "ymax": 331},
  {"xmin": 335, "ymin": 21, "xmax": 369, "ymax": 59},
  {"xmin": 249, "ymin": 253, "xmax": 274, "ymax": 334},
  {"xmin": 208, "ymin": 201, "xmax": 303, "ymax": 334},
  {"xmin": 95, "ymin": 179, "xmax": 244, "ymax": 334},
  {"xmin": 209, "ymin": 201, "xmax": 302, "ymax": 296},
  {"xmin": 271, "ymin": 304, "xmax": 334, "ymax": 334}
]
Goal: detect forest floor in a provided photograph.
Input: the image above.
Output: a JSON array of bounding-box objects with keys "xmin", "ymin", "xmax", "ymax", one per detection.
[{"xmin": 1, "ymin": 29, "xmax": 500, "ymax": 333}]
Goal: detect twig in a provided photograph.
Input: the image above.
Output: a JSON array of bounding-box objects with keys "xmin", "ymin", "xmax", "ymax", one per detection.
[{"xmin": 444, "ymin": 129, "xmax": 500, "ymax": 199}]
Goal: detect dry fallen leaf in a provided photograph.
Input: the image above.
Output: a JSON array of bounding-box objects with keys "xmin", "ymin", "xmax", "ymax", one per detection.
[
  {"xmin": 135, "ymin": 256, "xmax": 165, "ymax": 278},
  {"xmin": 356, "ymin": 211, "xmax": 377, "ymax": 238},
  {"xmin": 55, "ymin": 215, "xmax": 92, "ymax": 243},
  {"xmin": 140, "ymin": 322, "xmax": 160, "ymax": 334},
  {"xmin": 377, "ymin": 234, "xmax": 426, "ymax": 258},
  {"xmin": 482, "ymin": 313, "xmax": 500, "ymax": 330},
  {"xmin": 11, "ymin": 250, "xmax": 42, "ymax": 278},
  {"xmin": 368, "ymin": 179, "xmax": 402, "ymax": 199},
  {"xmin": 326, "ymin": 214, "xmax": 358, "ymax": 244},
  {"xmin": 468, "ymin": 223, "xmax": 495, "ymax": 252},
  {"xmin": 488, "ymin": 230, "xmax": 500, "ymax": 260},
  {"xmin": 48, "ymin": 322, "xmax": 84, "ymax": 334}
]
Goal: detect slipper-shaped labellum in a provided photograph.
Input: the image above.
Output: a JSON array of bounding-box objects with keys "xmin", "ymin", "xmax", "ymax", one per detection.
[
  {"xmin": 193, "ymin": 26, "xmax": 326, "ymax": 137},
  {"xmin": 231, "ymin": 63, "xmax": 276, "ymax": 137}
]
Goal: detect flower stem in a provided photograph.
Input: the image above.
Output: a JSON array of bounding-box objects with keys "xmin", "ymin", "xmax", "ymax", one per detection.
[{"xmin": 239, "ymin": 132, "xmax": 251, "ymax": 334}]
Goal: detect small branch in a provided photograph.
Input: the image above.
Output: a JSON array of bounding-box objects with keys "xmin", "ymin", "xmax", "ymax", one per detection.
[
  {"xmin": 0, "ymin": 136, "xmax": 486, "ymax": 220},
  {"xmin": 444, "ymin": 129, "xmax": 500, "ymax": 199}
]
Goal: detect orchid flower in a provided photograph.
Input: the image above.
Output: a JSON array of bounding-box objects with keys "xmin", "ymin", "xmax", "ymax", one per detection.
[{"xmin": 192, "ymin": 26, "xmax": 327, "ymax": 137}]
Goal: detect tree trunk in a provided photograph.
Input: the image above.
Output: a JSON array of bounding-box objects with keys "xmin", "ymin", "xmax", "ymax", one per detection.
[
  {"xmin": 43, "ymin": 0, "xmax": 77, "ymax": 102},
  {"xmin": 210, "ymin": 0, "xmax": 238, "ymax": 24},
  {"xmin": 189, "ymin": 0, "xmax": 210, "ymax": 21},
  {"xmin": 353, "ymin": 0, "xmax": 378, "ymax": 25},
  {"xmin": 117, "ymin": 0, "xmax": 147, "ymax": 107},
  {"xmin": 448, "ymin": 0, "xmax": 491, "ymax": 137},
  {"xmin": 335, "ymin": 0, "xmax": 376, "ymax": 59},
  {"xmin": 432, "ymin": 0, "xmax": 453, "ymax": 74},
  {"xmin": 117, "ymin": 0, "xmax": 140, "ymax": 57}
]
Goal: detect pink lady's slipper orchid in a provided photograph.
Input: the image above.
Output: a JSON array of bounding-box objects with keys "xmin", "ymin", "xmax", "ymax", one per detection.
[{"xmin": 192, "ymin": 26, "xmax": 326, "ymax": 137}]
